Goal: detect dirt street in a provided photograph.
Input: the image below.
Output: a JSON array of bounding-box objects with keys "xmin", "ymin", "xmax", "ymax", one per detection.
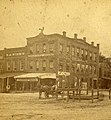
[{"xmin": 0, "ymin": 93, "xmax": 111, "ymax": 120}]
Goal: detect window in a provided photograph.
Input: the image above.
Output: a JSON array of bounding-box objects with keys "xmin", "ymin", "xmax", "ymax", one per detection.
[
  {"xmin": 7, "ymin": 61, "xmax": 11, "ymax": 71},
  {"xmin": 20, "ymin": 60, "xmax": 24, "ymax": 71},
  {"xmin": 77, "ymin": 48, "xmax": 80, "ymax": 57},
  {"xmin": 36, "ymin": 60, "xmax": 39, "ymax": 71},
  {"xmin": 59, "ymin": 63, "xmax": 63, "ymax": 71},
  {"xmin": 30, "ymin": 46, "xmax": 34, "ymax": 54},
  {"xmin": 89, "ymin": 52, "xmax": 92, "ymax": 60},
  {"xmin": 13, "ymin": 61, "xmax": 17, "ymax": 71},
  {"xmin": 29, "ymin": 61, "xmax": 33, "ymax": 69},
  {"xmin": 59, "ymin": 44, "xmax": 63, "ymax": 53},
  {"xmin": 49, "ymin": 60, "xmax": 54, "ymax": 69},
  {"xmin": 36, "ymin": 45, "xmax": 39, "ymax": 53},
  {"xmin": 72, "ymin": 63, "xmax": 75, "ymax": 72},
  {"xmin": 81, "ymin": 49, "xmax": 84, "ymax": 60},
  {"xmin": 0, "ymin": 63, "xmax": 2, "ymax": 70},
  {"xmin": 49, "ymin": 43, "xmax": 54, "ymax": 53},
  {"xmin": 89, "ymin": 65, "xmax": 92, "ymax": 73},
  {"xmin": 85, "ymin": 50, "xmax": 88, "ymax": 60},
  {"xmin": 81, "ymin": 64, "xmax": 85, "ymax": 72},
  {"xmin": 85, "ymin": 65, "xmax": 88, "ymax": 72},
  {"xmin": 72, "ymin": 46, "xmax": 75, "ymax": 56},
  {"xmin": 43, "ymin": 44, "xmax": 46, "ymax": 53},
  {"xmin": 77, "ymin": 63, "xmax": 80, "ymax": 72},
  {"xmin": 94, "ymin": 53, "xmax": 97, "ymax": 61},
  {"xmin": 94, "ymin": 66, "xmax": 96, "ymax": 74},
  {"xmin": 66, "ymin": 45, "xmax": 70, "ymax": 54},
  {"xmin": 66, "ymin": 63, "xmax": 70, "ymax": 72},
  {"xmin": 42, "ymin": 60, "xmax": 46, "ymax": 71}
]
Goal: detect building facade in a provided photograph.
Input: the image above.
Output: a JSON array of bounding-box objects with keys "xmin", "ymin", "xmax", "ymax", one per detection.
[
  {"xmin": 26, "ymin": 31, "xmax": 99, "ymax": 89},
  {"xmin": 0, "ymin": 30, "xmax": 100, "ymax": 92},
  {"xmin": 99, "ymin": 57, "xmax": 111, "ymax": 89}
]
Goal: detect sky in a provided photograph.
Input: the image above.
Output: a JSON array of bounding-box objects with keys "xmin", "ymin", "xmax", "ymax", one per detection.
[{"xmin": 0, "ymin": 0, "xmax": 111, "ymax": 57}]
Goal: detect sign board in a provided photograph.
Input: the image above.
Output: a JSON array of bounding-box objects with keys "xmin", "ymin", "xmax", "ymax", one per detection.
[
  {"xmin": 58, "ymin": 71, "xmax": 70, "ymax": 76},
  {"xmin": 28, "ymin": 54, "xmax": 54, "ymax": 58}
]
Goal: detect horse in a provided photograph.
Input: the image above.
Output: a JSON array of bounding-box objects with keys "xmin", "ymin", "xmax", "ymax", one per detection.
[{"xmin": 37, "ymin": 84, "xmax": 56, "ymax": 99}]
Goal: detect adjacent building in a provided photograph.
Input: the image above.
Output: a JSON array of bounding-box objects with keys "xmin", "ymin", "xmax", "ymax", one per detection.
[{"xmin": 99, "ymin": 57, "xmax": 111, "ymax": 88}]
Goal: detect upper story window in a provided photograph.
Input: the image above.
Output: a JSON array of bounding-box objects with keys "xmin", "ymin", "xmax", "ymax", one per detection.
[
  {"xmin": 7, "ymin": 61, "xmax": 11, "ymax": 71},
  {"xmin": 43, "ymin": 44, "xmax": 46, "ymax": 53},
  {"xmin": 29, "ymin": 46, "xmax": 34, "ymax": 54},
  {"xmin": 85, "ymin": 50, "xmax": 88, "ymax": 60},
  {"xmin": 29, "ymin": 61, "xmax": 33, "ymax": 69},
  {"xmin": 36, "ymin": 60, "xmax": 39, "ymax": 71},
  {"xmin": 77, "ymin": 48, "xmax": 80, "ymax": 57},
  {"xmin": 13, "ymin": 61, "xmax": 17, "ymax": 71},
  {"xmin": 72, "ymin": 63, "xmax": 75, "ymax": 72},
  {"xmin": 85, "ymin": 65, "xmax": 88, "ymax": 73},
  {"xmin": 81, "ymin": 64, "xmax": 85, "ymax": 72},
  {"xmin": 36, "ymin": 45, "xmax": 39, "ymax": 53},
  {"xmin": 89, "ymin": 65, "xmax": 92, "ymax": 73},
  {"xmin": 66, "ymin": 45, "xmax": 70, "ymax": 54},
  {"xmin": 94, "ymin": 53, "xmax": 97, "ymax": 61},
  {"xmin": 77, "ymin": 63, "xmax": 80, "ymax": 72},
  {"xmin": 49, "ymin": 60, "xmax": 54, "ymax": 69},
  {"xmin": 20, "ymin": 60, "xmax": 24, "ymax": 71},
  {"xmin": 66, "ymin": 62, "xmax": 70, "ymax": 72},
  {"xmin": 42, "ymin": 60, "xmax": 46, "ymax": 71},
  {"xmin": 72, "ymin": 46, "xmax": 75, "ymax": 56},
  {"xmin": 94, "ymin": 66, "xmax": 96, "ymax": 74},
  {"xmin": 89, "ymin": 52, "xmax": 92, "ymax": 60},
  {"xmin": 0, "ymin": 63, "xmax": 2, "ymax": 70},
  {"xmin": 59, "ymin": 62, "xmax": 63, "ymax": 71},
  {"xmin": 49, "ymin": 43, "xmax": 54, "ymax": 53},
  {"xmin": 59, "ymin": 44, "xmax": 63, "ymax": 53},
  {"xmin": 81, "ymin": 49, "xmax": 84, "ymax": 60}
]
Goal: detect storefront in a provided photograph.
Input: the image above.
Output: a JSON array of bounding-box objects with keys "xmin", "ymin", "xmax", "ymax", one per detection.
[{"xmin": 14, "ymin": 73, "xmax": 56, "ymax": 92}]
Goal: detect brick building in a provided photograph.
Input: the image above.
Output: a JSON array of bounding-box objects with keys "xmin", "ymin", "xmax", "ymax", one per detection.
[
  {"xmin": 26, "ymin": 30, "xmax": 99, "ymax": 89},
  {"xmin": 99, "ymin": 57, "xmax": 111, "ymax": 89},
  {"xmin": 0, "ymin": 29, "xmax": 100, "ymax": 92}
]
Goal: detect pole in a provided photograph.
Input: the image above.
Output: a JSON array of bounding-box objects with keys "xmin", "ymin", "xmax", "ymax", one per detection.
[
  {"xmin": 73, "ymin": 90, "xmax": 75, "ymax": 102},
  {"xmin": 15, "ymin": 79, "xmax": 17, "ymax": 93},
  {"xmin": 56, "ymin": 77, "xmax": 58, "ymax": 100},
  {"xmin": 92, "ymin": 88, "xmax": 94, "ymax": 103},
  {"xmin": 22, "ymin": 82, "xmax": 24, "ymax": 93},
  {"xmin": 109, "ymin": 88, "xmax": 111, "ymax": 100},
  {"xmin": 92, "ymin": 79, "xmax": 94, "ymax": 103}
]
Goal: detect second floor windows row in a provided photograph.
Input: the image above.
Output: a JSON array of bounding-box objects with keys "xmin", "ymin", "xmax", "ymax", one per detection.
[
  {"xmin": 59, "ymin": 44, "xmax": 97, "ymax": 61},
  {"xmin": 6, "ymin": 60, "xmax": 25, "ymax": 71},
  {"xmin": 59, "ymin": 62, "xmax": 97, "ymax": 74},
  {"xmin": 30, "ymin": 43, "xmax": 54, "ymax": 54},
  {"xmin": 29, "ymin": 60, "xmax": 54, "ymax": 71}
]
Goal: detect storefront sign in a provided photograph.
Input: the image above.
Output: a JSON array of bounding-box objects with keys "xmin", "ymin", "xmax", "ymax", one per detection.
[
  {"xmin": 28, "ymin": 54, "xmax": 54, "ymax": 57},
  {"xmin": 58, "ymin": 71, "xmax": 70, "ymax": 76}
]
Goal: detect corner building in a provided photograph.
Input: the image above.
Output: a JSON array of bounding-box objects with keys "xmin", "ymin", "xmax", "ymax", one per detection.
[{"xmin": 26, "ymin": 31, "xmax": 99, "ymax": 89}]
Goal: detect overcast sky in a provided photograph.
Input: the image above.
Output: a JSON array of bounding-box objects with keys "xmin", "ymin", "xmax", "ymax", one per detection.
[{"xmin": 0, "ymin": 0, "xmax": 111, "ymax": 57}]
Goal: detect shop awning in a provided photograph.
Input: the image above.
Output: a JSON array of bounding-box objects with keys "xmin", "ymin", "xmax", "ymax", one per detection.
[
  {"xmin": 102, "ymin": 77, "xmax": 111, "ymax": 80},
  {"xmin": 0, "ymin": 72, "xmax": 26, "ymax": 79},
  {"xmin": 14, "ymin": 73, "xmax": 56, "ymax": 79}
]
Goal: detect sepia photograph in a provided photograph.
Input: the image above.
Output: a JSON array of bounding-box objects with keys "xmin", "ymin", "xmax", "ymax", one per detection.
[{"xmin": 0, "ymin": 0, "xmax": 111, "ymax": 120}]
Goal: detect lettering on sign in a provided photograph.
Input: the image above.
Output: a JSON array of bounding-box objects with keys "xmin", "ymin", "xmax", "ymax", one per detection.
[
  {"xmin": 58, "ymin": 71, "xmax": 70, "ymax": 76},
  {"xmin": 28, "ymin": 54, "xmax": 54, "ymax": 57}
]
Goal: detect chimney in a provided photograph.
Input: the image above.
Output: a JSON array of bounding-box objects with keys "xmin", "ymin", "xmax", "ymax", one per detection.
[
  {"xmin": 83, "ymin": 37, "xmax": 86, "ymax": 42},
  {"xmin": 97, "ymin": 44, "xmax": 100, "ymax": 49},
  {"xmin": 63, "ymin": 31, "xmax": 66, "ymax": 37},
  {"xmin": 74, "ymin": 34, "xmax": 77, "ymax": 39},
  {"xmin": 91, "ymin": 42, "xmax": 94, "ymax": 46}
]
